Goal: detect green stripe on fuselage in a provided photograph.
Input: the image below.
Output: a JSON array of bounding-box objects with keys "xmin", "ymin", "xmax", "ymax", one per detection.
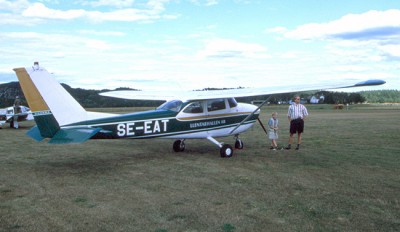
[{"xmin": 64, "ymin": 109, "xmax": 259, "ymax": 139}]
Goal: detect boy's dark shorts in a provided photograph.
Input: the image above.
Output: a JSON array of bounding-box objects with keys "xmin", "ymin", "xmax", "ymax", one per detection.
[{"xmin": 290, "ymin": 118, "xmax": 304, "ymax": 134}]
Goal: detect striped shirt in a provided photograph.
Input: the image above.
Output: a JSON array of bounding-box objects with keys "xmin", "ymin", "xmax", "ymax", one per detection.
[{"xmin": 287, "ymin": 103, "xmax": 309, "ymax": 120}]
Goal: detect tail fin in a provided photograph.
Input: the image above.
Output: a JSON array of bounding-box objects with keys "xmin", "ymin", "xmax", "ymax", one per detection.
[{"xmin": 13, "ymin": 64, "xmax": 98, "ymax": 143}]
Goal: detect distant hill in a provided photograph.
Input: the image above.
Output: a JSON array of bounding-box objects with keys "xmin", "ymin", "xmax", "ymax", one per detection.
[
  {"xmin": 0, "ymin": 82, "xmax": 163, "ymax": 108},
  {"xmin": 0, "ymin": 82, "xmax": 26, "ymax": 107}
]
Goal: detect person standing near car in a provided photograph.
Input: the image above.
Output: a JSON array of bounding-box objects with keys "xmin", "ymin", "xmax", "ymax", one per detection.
[{"xmin": 286, "ymin": 95, "xmax": 308, "ymax": 150}]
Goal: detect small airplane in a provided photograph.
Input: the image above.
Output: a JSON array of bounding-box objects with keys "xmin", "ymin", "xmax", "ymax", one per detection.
[
  {"xmin": 0, "ymin": 105, "xmax": 33, "ymax": 129},
  {"xmin": 13, "ymin": 63, "xmax": 385, "ymax": 157}
]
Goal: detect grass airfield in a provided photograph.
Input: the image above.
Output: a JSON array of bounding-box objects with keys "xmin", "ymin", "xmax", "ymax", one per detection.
[{"xmin": 1, "ymin": 104, "xmax": 399, "ymax": 232}]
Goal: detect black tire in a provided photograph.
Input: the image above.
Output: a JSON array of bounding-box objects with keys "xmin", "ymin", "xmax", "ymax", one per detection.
[
  {"xmin": 220, "ymin": 144, "xmax": 233, "ymax": 158},
  {"xmin": 173, "ymin": 140, "xmax": 185, "ymax": 152},
  {"xmin": 235, "ymin": 139, "xmax": 244, "ymax": 149}
]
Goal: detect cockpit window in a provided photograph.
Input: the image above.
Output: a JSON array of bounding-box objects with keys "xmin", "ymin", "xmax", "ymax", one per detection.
[
  {"xmin": 157, "ymin": 100, "xmax": 183, "ymax": 112},
  {"xmin": 183, "ymin": 102, "xmax": 203, "ymax": 114},
  {"xmin": 228, "ymin": 98, "xmax": 237, "ymax": 108}
]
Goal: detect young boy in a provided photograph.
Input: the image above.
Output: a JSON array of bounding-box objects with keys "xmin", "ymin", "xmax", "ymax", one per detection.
[{"xmin": 268, "ymin": 112, "xmax": 279, "ymax": 150}]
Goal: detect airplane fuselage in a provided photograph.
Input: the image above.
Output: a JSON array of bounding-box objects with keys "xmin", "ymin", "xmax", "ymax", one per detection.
[{"xmin": 65, "ymin": 99, "xmax": 259, "ymax": 140}]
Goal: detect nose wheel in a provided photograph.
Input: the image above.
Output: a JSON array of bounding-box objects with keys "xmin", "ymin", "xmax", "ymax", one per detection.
[{"xmin": 235, "ymin": 138, "xmax": 244, "ymax": 149}]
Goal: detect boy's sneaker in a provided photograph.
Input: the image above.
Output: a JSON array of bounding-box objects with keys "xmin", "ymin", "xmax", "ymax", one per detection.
[
  {"xmin": 295, "ymin": 144, "xmax": 300, "ymax": 150},
  {"xmin": 285, "ymin": 145, "xmax": 291, "ymax": 150}
]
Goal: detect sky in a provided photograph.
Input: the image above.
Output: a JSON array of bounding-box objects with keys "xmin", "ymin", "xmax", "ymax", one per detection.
[{"xmin": 0, "ymin": 0, "xmax": 399, "ymax": 92}]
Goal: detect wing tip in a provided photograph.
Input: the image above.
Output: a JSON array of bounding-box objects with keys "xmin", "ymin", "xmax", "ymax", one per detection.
[{"xmin": 354, "ymin": 79, "xmax": 386, "ymax": 87}]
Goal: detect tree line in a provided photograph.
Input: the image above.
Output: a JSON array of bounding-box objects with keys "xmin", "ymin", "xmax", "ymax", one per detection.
[
  {"xmin": 360, "ymin": 90, "xmax": 400, "ymax": 103},
  {"xmin": 0, "ymin": 82, "xmax": 399, "ymax": 108},
  {"xmin": 238, "ymin": 90, "xmax": 399, "ymax": 104}
]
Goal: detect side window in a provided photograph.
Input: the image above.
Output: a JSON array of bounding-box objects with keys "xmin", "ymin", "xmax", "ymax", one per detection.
[
  {"xmin": 207, "ymin": 99, "xmax": 226, "ymax": 112},
  {"xmin": 183, "ymin": 102, "xmax": 204, "ymax": 114}
]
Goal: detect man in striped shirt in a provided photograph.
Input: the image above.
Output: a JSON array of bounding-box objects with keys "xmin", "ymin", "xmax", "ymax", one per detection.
[{"xmin": 286, "ymin": 95, "xmax": 309, "ymax": 150}]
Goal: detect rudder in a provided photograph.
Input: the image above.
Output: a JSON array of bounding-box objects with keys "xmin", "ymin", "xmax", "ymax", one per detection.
[
  {"xmin": 14, "ymin": 67, "xmax": 60, "ymax": 138},
  {"xmin": 14, "ymin": 63, "xmax": 89, "ymax": 139}
]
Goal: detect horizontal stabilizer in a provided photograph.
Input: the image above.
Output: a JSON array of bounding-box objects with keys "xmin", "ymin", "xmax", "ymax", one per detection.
[
  {"xmin": 27, "ymin": 126, "xmax": 45, "ymax": 142},
  {"xmin": 49, "ymin": 128, "xmax": 101, "ymax": 144}
]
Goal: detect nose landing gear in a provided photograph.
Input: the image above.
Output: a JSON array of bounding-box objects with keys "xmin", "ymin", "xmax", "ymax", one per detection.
[
  {"xmin": 172, "ymin": 136, "xmax": 244, "ymax": 158},
  {"xmin": 234, "ymin": 136, "xmax": 244, "ymax": 150}
]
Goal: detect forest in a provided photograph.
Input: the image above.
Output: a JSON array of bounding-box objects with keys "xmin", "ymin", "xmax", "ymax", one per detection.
[{"xmin": 0, "ymin": 82, "xmax": 399, "ymax": 108}]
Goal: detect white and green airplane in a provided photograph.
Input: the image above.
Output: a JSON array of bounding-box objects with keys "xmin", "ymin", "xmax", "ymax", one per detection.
[
  {"xmin": 13, "ymin": 63, "xmax": 385, "ymax": 157},
  {"xmin": 0, "ymin": 105, "xmax": 33, "ymax": 129}
]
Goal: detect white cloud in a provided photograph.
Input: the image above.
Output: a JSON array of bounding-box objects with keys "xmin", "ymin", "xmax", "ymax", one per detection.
[
  {"xmin": 379, "ymin": 44, "xmax": 400, "ymax": 57},
  {"xmin": 189, "ymin": 0, "xmax": 218, "ymax": 6},
  {"xmin": 0, "ymin": 0, "xmax": 39, "ymax": 25},
  {"xmin": 265, "ymin": 26, "xmax": 288, "ymax": 34},
  {"xmin": 1, "ymin": 2, "xmax": 397, "ymax": 91},
  {"xmin": 23, "ymin": 3, "xmax": 86, "ymax": 20},
  {"xmin": 285, "ymin": 9, "xmax": 400, "ymax": 41},
  {"xmin": 205, "ymin": 0, "xmax": 218, "ymax": 6},
  {"xmin": 86, "ymin": 0, "xmax": 135, "ymax": 8},
  {"xmin": 0, "ymin": 13, "xmax": 44, "ymax": 25},
  {"xmin": 147, "ymin": 0, "xmax": 170, "ymax": 11},
  {"xmin": 197, "ymin": 39, "xmax": 268, "ymax": 59},
  {"xmin": 0, "ymin": 0, "xmax": 30, "ymax": 11},
  {"xmin": 78, "ymin": 30, "xmax": 126, "ymax": 36},
  {"xmin": 15, "ymin": 1, "xmax": 176, "ymax": 23},
  {"xmin": 277, "ymin": 9, "xmax": 400, "ymax": 61},
  {"xmin": 86, "ymin": 8, "xmax": 158, "ymax": 22}
]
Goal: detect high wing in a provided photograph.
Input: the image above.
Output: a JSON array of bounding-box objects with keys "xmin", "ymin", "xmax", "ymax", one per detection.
[{"xmin": 100, "ymin": 79, "xmax": 386, "ymax": 101}]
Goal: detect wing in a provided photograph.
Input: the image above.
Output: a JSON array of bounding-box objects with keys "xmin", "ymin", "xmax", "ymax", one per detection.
[{"xmin": 100, "ymin": 79, "xmax": 386, "ymax": 101}]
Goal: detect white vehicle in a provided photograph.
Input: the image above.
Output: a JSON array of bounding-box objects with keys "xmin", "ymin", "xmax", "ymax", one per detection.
[
  {"xmin": 13, "ymin": 63, "xmax": 385, "ymax": 157},
  {"xmin": 0, "ymin": 105, "xmax": 33, "ymax": 128}
]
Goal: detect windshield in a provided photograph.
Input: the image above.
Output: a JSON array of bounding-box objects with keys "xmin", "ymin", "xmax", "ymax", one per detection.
[{"xmin": 157, "ymin": 100, "xmax": 183, "ymax": 112}]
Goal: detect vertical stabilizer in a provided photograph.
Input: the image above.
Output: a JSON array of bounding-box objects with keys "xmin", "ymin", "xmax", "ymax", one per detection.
[{"xmin": 14, "ymin": 64, "xmax": 88, "ymax": 138}]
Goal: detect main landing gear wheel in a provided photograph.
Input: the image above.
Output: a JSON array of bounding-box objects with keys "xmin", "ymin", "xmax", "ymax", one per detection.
[
  {"xmin": 220, "ymin": 144, "xmax": 233, "ymax": 158},
  {"xmin": 235, "ymin": 139, "xmax": 244, "ymax": 149},
  {"xmin": 173, "ymin": 140, "xmax": 185, "ymax": 152}
]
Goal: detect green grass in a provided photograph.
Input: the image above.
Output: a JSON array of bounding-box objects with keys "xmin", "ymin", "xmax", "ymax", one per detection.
[{"xmin": 0, "ymin": 104, "xmax": 399, "ymax": 231}]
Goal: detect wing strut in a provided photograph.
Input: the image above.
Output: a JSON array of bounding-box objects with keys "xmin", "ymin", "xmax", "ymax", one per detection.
[
  {"xmin": 257, "ymin": 118, "xmax": 269, "ymax": 137},
  {"xmin": 229, "ymin": 96, "xmax": 272, "ymax": 135}
]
